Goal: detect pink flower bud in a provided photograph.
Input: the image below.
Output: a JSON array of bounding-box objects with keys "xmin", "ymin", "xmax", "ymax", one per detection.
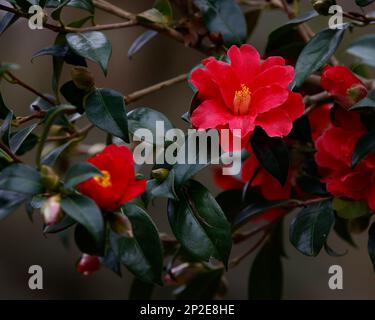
[
  {"xmin": 76, "ymin": 254, "xmax": 100, "ymax": 275},
  {"xmin": 41, "ymin": 195, "xmax": 61, "ymax": 226}
]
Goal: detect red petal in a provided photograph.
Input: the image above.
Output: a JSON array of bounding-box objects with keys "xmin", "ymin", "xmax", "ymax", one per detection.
[
  {"xmin": 280, "ymin": 92, "xmax": 304, "ymax": 121},
  {"xmin": 250, "ymin": 65, "xmax": 295, "ymax": 90},
  {"xmin": 250, "ymin": 85, "xmax": 289, "ymax": 115},
  {"xmin": 191, "ymin": 99, "xmax": 232, "ymax": 129},
  {"xmin": 255, "ymin": 108, "xmax": 293, "ymax": 137},
  {"xmin": 261, "ymin": 56, "xmax": 285, "ymax": 71},
  {"xmin": 190, "ymin": 67, "xmax": 221, "ymax": 100},
  {"xmin": 120, "ymin": 179, "xmax": 147, "ymax": 204},
  {"xmin": 228, "ymin": 115, "xmax": 255, "ymax": 138},
  {"xmin": 227, "ymin": 45, "xmax": 260, "ymax": 85}
]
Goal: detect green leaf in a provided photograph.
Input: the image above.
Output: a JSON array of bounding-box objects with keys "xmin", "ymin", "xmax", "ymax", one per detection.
[
  {"xmin": 68, "ymin": 0, "xmax": 94, "ymax": 14},
  {"xmin": 294, "ymin": 25, "xmax": 349, "ymax": 87},
  {"xmin": 43, "ymin": 214, "xmax": 76, "ymax": 234},
  {"xmin": 0, "ymin": 190, "xmax": 28, "ymax": 220},
  {"xmin": 51, "ymin": 0, "xmax": 70, "ymax": 21},
  {"xmin": 193, "ymin": 0, "xmax": 247, "ymax": 45},
  {"xmin": 0, "ymin": 12, "xmax": 18, "ymax": 36},
  {"xmin": 64, "ymin": 162, "xmax": 102, "ymax": 189},
  {"xmin": 266, "ymin": 10, "xmax": 318, "ymax": 52},
  {"xmin": 334, "ymin": 216, "xmax": 356, "ymax": 247},
  {"xmin": 356, "ymin": 0, "xmax": 375, "ymax": 7},
  {"xmin": 154, "ymin": 0, "xmax": 173, "ymax": 20},
  {"xmin": 0, "ymin": 111, "xmax": 13, "ymax": 145},
  {"xmin": 41, "ymin": 138, "xmax": 79, "ymax": 167},
  {"xmin": 350, "ymin": 90, "xmax": 375, "ymax": 110},
  {"xmin": 137, "ymin": 0, "xmax": 173, "ymax": 26},
  {"xmin": 347, "ymin": 35, "xmax": 375, "ymax": 68},
  {"xmin": 368, "ymin": 221, "xmax": 375, "ymax": 272},
  {"xmin": 127, "ymin": 107, "xmax": 174, "ymax": 144},
  {"xmin": 60, "ymin": 80, "xmax": 86, "ymax": 112},
  {"xmin": 0, "ymin": 93, "xmax": 11, "ymax": 119},
  {"xmin": 9, "ymin": 123, "xmax": 37, "ymax": 154},
  {"xmin": 66, "ymin": 32, "xmax": 112, "ymax": 75},
  {"xmin": 250, "ymin": 126, "xmax": 289, "ymax": 186},
  {"xmin": 333, "ymin": 198, "xmax": 369, "ymax": 219},
  {"xmin": 0, "ymin": 164, "xmax": 43, "ymax": 195},
  {"xmin": 168, "ymin": 180, "xmax": 232, "ymax": 266},
  {"xmin": 352, "ymin": 130, "xmax": 375, "ymax": 167},
  {"xmin": 248, "ymin": 238, "xmax": 283, "ymax": 300},
  {"xmin": 85, "ymin": 88, "xmax": 129, "ymax": 142},
  {"xmin": 175, "ymin": 268, "xmax": 224, "ymax": 300},
  {"xmin": 60, "ymin": 193, "xmax": 104, "ymax": 244},
  {"xmin": 128, "ymin": 30, "xmax": 158, "ymax": 59},
  {"xmin": 74, "ymin": 223, "xmax": 104, "ymax": 256},
  {"xmin": 232, "ymin": 199, "xmax": 290, "ymax": 231},
  {"xmin": 290, "ymin": 200, "xmax": 335, "ymax": 256},
  {"xmin": 118, "ymin": 203, "xmax": 163, "ymax": 285},
  {"xmin": 129, "ymin": 277, "xmax": 154, "ymax": 300}
]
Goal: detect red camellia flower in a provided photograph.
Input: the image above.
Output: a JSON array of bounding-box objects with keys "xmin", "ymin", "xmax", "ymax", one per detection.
[
  {"xmin": 314, "ymin": 108, "xmax": 375, "ymax": 211},
  {"xmin": 190, "ymin": 45, "xmax": 304, "ymax": 149},
  {"xmin": 76, "ymin": 254, "xmax": 100, "ymax": 275},
  {"xmin": 320, "ymin": 65, "xmax": 368, "ymax": 110},
  {"xmin": 307, "ymin": 103, "xmax": 331, "ymax": 142},
  {"xmin": 77, "ymin": 144, "xmax": 146, "ymax": 212}
]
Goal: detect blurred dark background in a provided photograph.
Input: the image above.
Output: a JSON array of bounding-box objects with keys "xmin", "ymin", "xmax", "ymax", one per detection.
[{"xmin": 0, "ymin": 0, "xmax": 375, "ymax": 299}]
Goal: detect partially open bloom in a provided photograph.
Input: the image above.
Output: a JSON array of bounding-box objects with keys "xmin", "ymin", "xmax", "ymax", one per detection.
[
  {"xmin": 76, "ymin": 254, "xmax": 100, "ymax": 275},
  {"xmin": 190, "ymin": 44, "xmax": 304, "ymax": 149},
  {"xmin": 77, "ymin": 144, "xmax": 146, "ymax": 212},
  {"xmin": 320, "ymin": 65, "xmax": 368, "ymax": 110},
  {"xmin": 314, "ymin": 108, "xmax": 375, "ymax": 211}
]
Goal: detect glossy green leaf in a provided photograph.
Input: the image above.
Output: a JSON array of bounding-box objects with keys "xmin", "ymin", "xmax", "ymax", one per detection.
[
  {"xmin": 85, "ymin": 88, "xmax": 129, "ymax": 142},
  {"xmin": 232, "ymin": 199, "xmax": 290, "ymax": 231},
  {"xmin": 41, "ymin": 138, "xmax": 79, "ymax": 167},
  {"xmin": 66, "ymin": 32, "xmax": 112, "ymax": 75},
  {"xmin": 64, "ymin": 162, "xmax": 102, "ymax": 189},
  {"xmin": 128, "ymin": 30, "xmax": 158, "ymax": 59},
  {"xmin": 0, "ymin": 111, "xmax": 13, "ymax": 145},
  {"xmin": 0, "ymin": 12, "xmax": 18, "ymax": 36},
  {"xmin": 60, "ymin": 193, "xmax": 104, "ymax": 244},
  {"xmin": 290, "ymin": 200, "xmax": 335, "ymax": 256},
  {"xmin": 51, "ymin": 0, "xmax": 70, "ymax": 21},
  {"xmin": 352, "ymin": 130, "xmax": 375, "ymax": 168},
  {"xmin": 333, "ymin": 198, "xmax": 369, "ymax": 219},
  {"xmin": 294, "ymin": 24, "xmax": 349, "ymax": 87},
  {"xmin": 60, "ymin": 80, "xmax": 86, "ymax": 112},
  {"xmin": 43, "ymin": 214, "xmax": 76, "ymax": 234},
  {"xmin": 9, "ymin": 123, "xmax": 37, "ymax": 154},
  {"xmin": 356, "ymin": 0, "xmax": 375, "ymax": 7},
  {"xmin": 347, "ymin": 35, "xmax": 375, "ymax": 67},
  {"xmin": 248, "ymin": 238, "xmax": 283, "ymax": 300},
  {"xmin": 0, "ymin": 190, "xmax": 28, "ymax": 220},
  {"xmin": 118, "ymin": 203, "xmax": 163, "ymax": 284},
  {"xmin": 266, "ymin": 10, "xmax": 318, "ymax": 52},
  {"xmin": 193, "ymin": 0, "xmax": 246, "ymax": 45},
  {"xmin": 250, "ymin": 127, "xmax": 289, "ymax": 186},
  {"xmin": 154, "ymin": 0, "xmax": 173, "ymax": 20},
  {"xmin": 74, "ymin": 223, "xmax": 104, "ymax": 256},
  {"xmin": 168, "ymin": 180, "xmax": 232, "ymax": 266},
  {"xmin": 68, "ymin": 0, "xmax": 94, "ymax": 13},
  {"xmin": 127, "ymin": 107, "xmax": 174, "ymax": 144},
  {"xmin": 0, "ymin": 164, "xmax": 43, "ymax": 195}
]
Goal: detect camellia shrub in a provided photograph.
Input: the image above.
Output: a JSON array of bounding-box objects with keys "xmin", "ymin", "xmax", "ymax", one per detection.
[{"xmin": 0, "ymin": 0, "xmax": 375, "ymax": 299}]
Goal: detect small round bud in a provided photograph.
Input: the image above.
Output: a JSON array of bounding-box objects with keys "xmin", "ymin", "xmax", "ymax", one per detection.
[
  {"xmin": 71, "ymin": 67, "xmax": 95, "ymax": 91},
  {"xmin": 310, "ymin": 0, "xmax": 336, "ymax": 16},
  {"xmin": 151, "ymin": 168, "xmax": 170, "ymax": 182},
  {"xmin": 76, "ymin": 254, "xmax": 100, "ymax": 275},
  {"xmin": 41, "ymin": 195, "xmax": 62, "ymax": 226},
  {"xmin": 164, "ymin": 263, "xmax": 205, "ymax": 286},
  {"xmin": 109, "ymin": 212, "xmax": 133, "ymax": 237},
  {"xmin": 40, "ymin": 165, "xmax": 60, "ymax": 191}
]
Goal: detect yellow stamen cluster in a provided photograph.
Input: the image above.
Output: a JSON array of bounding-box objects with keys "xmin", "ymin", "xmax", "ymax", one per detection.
[
  {"xmin": 94, "ymin": 170, "xmax": 112, "ymax": 188},
  {"xmin": 233, "ymin": 84, "xmax": 251, "ymax": 115}
]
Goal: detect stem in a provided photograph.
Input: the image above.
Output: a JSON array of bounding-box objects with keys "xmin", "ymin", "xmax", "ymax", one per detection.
[
  {"xmin": 124, "ymin": 73, "xmax": 188, "ymax": 104},
  {"xmin": 0, "ymin": 142, "xmax": 22, "ymax": 163},
  {"xmin": 64, "ymin": 20, "xmax": 137, "ymax": 32},
  {"xmin": 46, "ymin": 124, "xmax": 94, "ymax": 142},
  {"xmin": 5, "ymin": 71, "xmax": 55, "ymax": 106}
]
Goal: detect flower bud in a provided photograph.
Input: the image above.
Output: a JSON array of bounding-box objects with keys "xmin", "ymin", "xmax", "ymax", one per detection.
[
  {"xmin": 310, "ymin": 0, "xmax": 336, "ymax": 15},
  {"xmin": 151, "ymin": 168, "xmax": 170, "ymax": 182},
  {"xmin": 41, "ymin": 195, "xmax": 62, "ymax": 226},
  {"xmin": 71, "ymin": 67, "xmax": 95, "ymax": 91},
  {"xmin": 76, "ymin": 254, "xmax": 100, "ymax": 275},
  {"xmin": 164, "ymin": 263, "xmax": 205, "ymax": 286},
  {"xmin": 109, "ymin": 212, "xmax": 133, "ymax": 237},
  {"xmin": 40, "ymin": 165, "xmax": 60, "ymax": 191},
  {"xmin": 347, "ymin": 84, "xmax": 369, "ymax": 108}
]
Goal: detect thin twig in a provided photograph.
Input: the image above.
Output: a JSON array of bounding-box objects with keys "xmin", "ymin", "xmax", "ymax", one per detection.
[
  {"xmin": 124, "ymin": 73, "xmax": 188, "ymax": 104},
  {"xmin": 0, "ymin": 142, "xmax": 21, "ymax": 163},
  {"xmin": 5, "ymin": 71, "xmax": 55, "ymax": 105},
  {"xmin": 64, "ymin": 20, "xmax": 138, "ymax": 32}
]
